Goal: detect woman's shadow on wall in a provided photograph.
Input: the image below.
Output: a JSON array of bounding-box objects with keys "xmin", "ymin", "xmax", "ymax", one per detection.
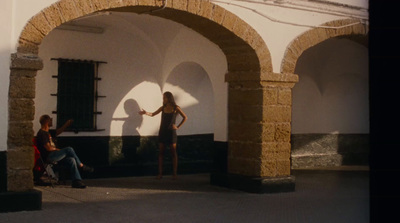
[{"xmin": 113, "ymin": 99, "xmax": 143, "ymax": 163}]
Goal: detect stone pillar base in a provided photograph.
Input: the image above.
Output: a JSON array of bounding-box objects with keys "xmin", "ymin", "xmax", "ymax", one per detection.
[
  {"xmin": 0, "ymin": 189, "xmax": 42, "ymax": 212},
  {"xmin": 210, "ymin": 173, "xmax": 295, "ymax": 193}
]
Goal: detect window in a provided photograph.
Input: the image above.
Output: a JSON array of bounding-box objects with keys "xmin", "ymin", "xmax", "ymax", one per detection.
[{"xmin": 52, "ymin": 58, "xmax": 105, "ymax": 132}]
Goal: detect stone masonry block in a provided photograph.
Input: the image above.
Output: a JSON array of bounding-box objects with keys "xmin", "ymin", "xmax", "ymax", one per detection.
[
  {"xmin": 42, "ymin": 5, "xmax": 65, "ymax": 27},
  {"xmin": 19, "ymin": 23, "xmax": 45, "ymax": 45},
  {"xmin": 91, "ymin": 0, "xmax": 111, "ymax": 10},
  {"xmin": 275, "ymin": 123, "xmax": 291, "ymax": 142},
  {"xmin": 325, "ymin": 25, "xmax": 338, "ymax": 38},
  {"xmin": 57, "ymin": 0, "xmax": 83, "ymax": 21},
  {"xmin": 278, "ymin": 88, "xmax": 292, "ymax": 105},
  {"xmin": 226, "ymin": 71, "xmax": 262, "ymax": 83},
  {"xmin": 259, "ymin": 56, "xmax": 272, "ymax": 74},
  {"xmin": 229, "ymin": 142, "xmax": 262, "ymax": 160},
  {"xmin": 276, "ymin": 160, "xmax": 291, "ymax": 176},
  {"xmin": 249, "ymin": 35, "xmax": 266, "ymax": 53},
  {"xmin": 7, "ymin": 169, "xmax": 33, "ymax": 192},
  {"xmin": 232, "ymin": 18, "xmax": 249, "ymax": 40},
  {"xmin": 229, "ymin": 65, "xmax": 260, "ymax": 78},
  {"xmin": 260, "ymin": 160, "xmax": 276, "ymax": 177},
  {"xmin": 276, "ymin": 150, "xmax": 291, "ymax": 160},
  {"xmin": 9, "ymin": 76, "xmax": 36, "ymax": 99},
  {"xmin": 9, "ymin": 99, "xmax": 35, "ymax": 122},
  {"xmin": 228, "ymin": 157, "xmax": 259, "ymax": 176},
  {"xmin": 241, "ymin": 26, "xmax": 258, "ymax": 47},
  {"xmin": 315, "ymin": 27, "xmax": 329, "ymax": 42},
  {"xmin": 17, "ymin": 39, "xmax": 39, "ymax": 55},
  {"xmin": 352, "ymin": 23, "xmax": 367, "ymax": 35},
  {"xmin": 262, "ymin": 73, "xmax": 298, "ymax": 84},
  {"xmin": 172, "ymin": 0, "xmax": 188, "ymax": 11},
  {"xmin": 229, "ymin": 104, "xmax": 263, "ymax": 122},
  {"xmin": 109, "ymin": 0, "xmax": 128, "ymax": 8},
  {"xmin": 188, "ymin": 0, "xmax": 201, "ymax": 15},
  {"xmin": 222, "ymin": 11, "xmax": 238, "ymax": 32},
  {"xmin": 229, "ymin": 88, "xmax": 263, "ymax": 106},
  {"xmin": 109, "ymin": 0, "xmax": 121, "ymax": 8},
  {"xmin": 263, "ymin": 87, "xmax": 278, "ymax": 105},
  {"xmin": 288, "ymin": 39, "xmax": 303, "ymax": 57},
  {"xmin": 137, "ymin": 0, "xmax": 156, "ymax": 6},
  {"xmin": 118, "ymin": 0, "xmax": 140, "ymax": 7},
  {"xmin": 73, "ymin": 0, "xmax": 96, "ymax": 15},
  {"xmin": 10, "ymin": 53, "xmax": 43, "ymax": 70},
  {"xmin": 298, "ymin": 33, "xmax": 313, "ymax": 49},
  {"xmin": 8, "ymin": 122, "xmax": 34, "ymax": 148},
  {"xmin": 29, "ymin": 12, "xmax": 53, "ymax": 37},
  {"xmin": 10, "ymin": 69, "xmax": 37, "ymax": 78},
  {"xmin": 226, "ymin": 57, "xmax": 260, "ymax": 72},
  {"xmin": 229, "ymin": 121, "xmax": 263, "ymax": 143},
  {"xmin": 276, "ymin": 142, "xmax": 291, "ymax": 153},
  {"xmin": 262, "ymin": 123, "xmax": 276, "ymax": 142},
  {"xmin": 261, "ymin": 149, "xmax": 276, "ymax": 161},
  {"xmin": 281, "ymin": 59, "xmax": 295, "ymax": 74},
  {"xmin": 199, "ymin": 1, "xmax": 213, "ymax": 18},
  {"xmin": 7, "ymin": 146, "xmax": 35, "ymax": 170},
  {"xmin": 282, "ymin": 52, "xmax": 298, "ymax": 74},
  {"xmin": 211, "ymin": 5, "xmax": 226, "ymax": 24},
  {"xmin": 307, "ymin": 29, "xmax": 324, "ymax": 47},
  {"xmin": 263, "ymin": 105, "xmax": 291, "ymax": 122}
]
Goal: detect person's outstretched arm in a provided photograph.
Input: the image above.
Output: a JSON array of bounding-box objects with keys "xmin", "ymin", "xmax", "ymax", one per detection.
[
  {"xmin": 139, "ymin": 106, "xmax": 163, "ymax": 117},
  {"xmin": 56, "ymin": 119, "xmax": 73, "ymax": 136}
]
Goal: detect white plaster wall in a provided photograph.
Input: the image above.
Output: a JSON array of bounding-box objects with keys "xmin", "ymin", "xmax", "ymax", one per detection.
[
  {"xmin": 292, "ymin": 38, "xmax": 369, "ymax": 134},
  {"xmin": 0, "ymin": 0, "xmax": 13, "ymax": 151},
  {"xmin": 34, "ymin": 13, "xmax": 228, "ymax": 140}
]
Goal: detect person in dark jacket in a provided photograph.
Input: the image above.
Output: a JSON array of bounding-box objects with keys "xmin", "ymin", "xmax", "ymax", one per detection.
[{"xmin": 36, "ymin": 115, "xmax": 93, "ymax": 188}]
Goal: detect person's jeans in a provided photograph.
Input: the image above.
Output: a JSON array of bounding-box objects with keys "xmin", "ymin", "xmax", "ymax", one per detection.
[{"xmin": 47, "ymin": 147, "xmax": 82, "ymax": 181}]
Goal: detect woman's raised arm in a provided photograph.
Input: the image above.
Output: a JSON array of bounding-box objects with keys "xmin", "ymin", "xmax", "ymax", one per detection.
[{"xmin": 139, "ymin": 106, "xmax": 163, "ymax": 117}]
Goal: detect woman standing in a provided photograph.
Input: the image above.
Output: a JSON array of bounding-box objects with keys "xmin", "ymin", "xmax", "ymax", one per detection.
[{"xmin": 139, "ymin": 92, "xmax": 188, "ymax": 179}]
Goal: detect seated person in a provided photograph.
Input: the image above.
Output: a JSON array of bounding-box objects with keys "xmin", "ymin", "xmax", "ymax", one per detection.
[{"xmin": 36, "ymin": 114, "xmax": 94, "ymax": 189}]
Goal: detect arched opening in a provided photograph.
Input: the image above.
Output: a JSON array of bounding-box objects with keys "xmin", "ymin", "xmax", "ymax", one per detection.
[
  {"xmin": 9, "ymin": 0, "xmax": 281, "ymax": 193},
  {"xmin": 281, "ymin": 19, "xmax": 369, "ymax": 168},
  {"xmin": 281, "ymin": 19, "xmax": 368, "ymax": 74},
  {"xmin": 34, "ymin": 11, "xmax": 226, "ymax": 176},
  {"xmin": 291, "ymin": 37, "xmax": 369, "ymax": 168},
  {"xmin": 164, "ymin": 62, "xmax": 215, "ymax": 135}
]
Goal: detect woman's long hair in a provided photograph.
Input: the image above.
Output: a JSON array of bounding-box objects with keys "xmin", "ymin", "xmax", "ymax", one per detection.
[{"xmin": 163, "ymin": 91, "xmax": 177, "ymax": 108}]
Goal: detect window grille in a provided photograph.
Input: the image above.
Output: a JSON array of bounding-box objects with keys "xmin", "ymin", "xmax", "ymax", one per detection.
[{"xmin": 51, "ymin": 58, "xmax": 106, "ymax": 132}]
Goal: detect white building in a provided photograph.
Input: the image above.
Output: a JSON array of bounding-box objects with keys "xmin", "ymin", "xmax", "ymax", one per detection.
[{"xmin": 0, "ymin": 0, "xmax": 368, "ymax": 211}]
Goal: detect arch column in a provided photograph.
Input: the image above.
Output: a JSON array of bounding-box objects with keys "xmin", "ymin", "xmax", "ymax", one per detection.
[
  {"xmin": 1, "ymin": 53, "xmax": 43, "ymax": 212},
  {"xmin": 211, "ymin": 71, "xmax": 298, "ymax": 193}
]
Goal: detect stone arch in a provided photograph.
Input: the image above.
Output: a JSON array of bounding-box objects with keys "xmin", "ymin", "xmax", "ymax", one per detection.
[
  {"xmin": 281, "ymin": 19, "xmax": 368, "ymax": 74},
  {"xmin": 17, "ymin": 0, "xmax": 272, "ymax": 73},
  {"xmin": 9, "ymin": 0, "xmax": 297, "ymax": 194}
]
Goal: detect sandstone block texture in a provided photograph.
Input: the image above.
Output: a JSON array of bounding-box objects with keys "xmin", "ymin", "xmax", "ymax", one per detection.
[
  {"xmin": 226, "ymin": 72, "xmax": 298, "ymax": 178},
  {"xmin": 7, "ymin": 53, "xmax": 42, "ymax": 192}
]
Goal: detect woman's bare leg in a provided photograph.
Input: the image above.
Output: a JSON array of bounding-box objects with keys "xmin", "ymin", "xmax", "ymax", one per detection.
[
  {"xmin": 158, "ymin": 143, "xmax": 165, "ymax": 179},
  {"xmin": 170, "ymin": 143, "xmax": 178, "ymax": 179}
]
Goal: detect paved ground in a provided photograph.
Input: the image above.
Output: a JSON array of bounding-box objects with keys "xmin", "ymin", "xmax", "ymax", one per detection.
[{"xmin": 0, "ymin": 170, "xmax": 369, "ymax": 223}]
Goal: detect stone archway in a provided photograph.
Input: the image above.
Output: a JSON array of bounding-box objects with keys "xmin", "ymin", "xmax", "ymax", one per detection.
[
  {"xmin": 281, "ymin": 18, "xmax": 368, "ymax": 74},
  {"xmin": 8, "ymin": 0, "xmax": 298, "ymax": 194},
  {"xmin": 281, "ymin": 19, "xmax": 369, "ymax": 170}
]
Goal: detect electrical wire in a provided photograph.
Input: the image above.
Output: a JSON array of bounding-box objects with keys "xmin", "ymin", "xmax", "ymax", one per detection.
[
  {"xmin": 210, "ymin": 0, "xmax": 368, "ymax": 29},
  {"xmin": 214, "ymin": 0, "xmax": 368, "ymax": 20}
]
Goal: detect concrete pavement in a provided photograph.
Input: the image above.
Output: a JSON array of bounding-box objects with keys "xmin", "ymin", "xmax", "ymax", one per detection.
[{"xmin": 0, "ymin": 170, "xmax": 369, "ymax": 223}]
